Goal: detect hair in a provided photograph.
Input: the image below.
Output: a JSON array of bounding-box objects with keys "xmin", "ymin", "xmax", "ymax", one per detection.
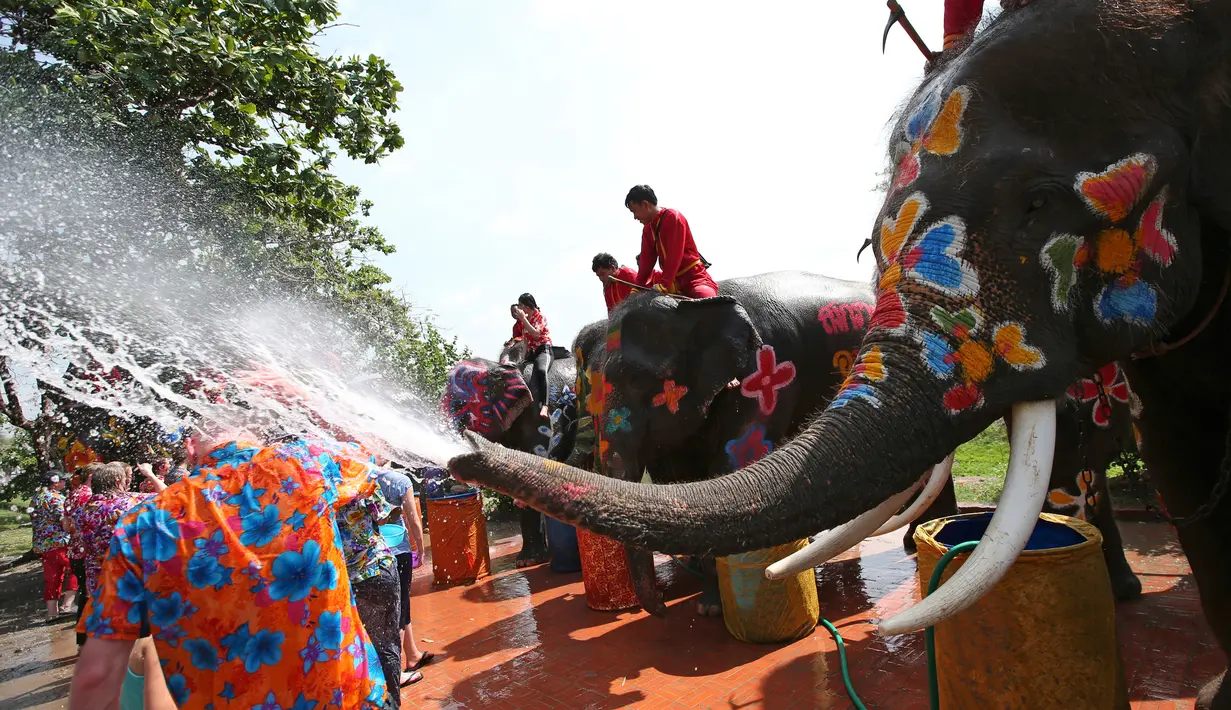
[
  {"xmin": 84, "ymin": 461, "xmax": 125, "ymax": 494},
  {"xmin": 591, "ymin": 253, "xmax": 618, "ymax": 273},
  {"xmin": 518, "ymin": 293, "xmax": 538, "ymax": 311},
  {"xmin": 624, "ymin": 184, "xmax": 657, "ymax": 208}
]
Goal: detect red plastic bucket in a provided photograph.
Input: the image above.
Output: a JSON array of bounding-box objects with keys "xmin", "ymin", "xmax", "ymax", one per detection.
[
  {"xmin": 426, "ymin": 490, "xmax": 490, "ymax": 585},
  {"xmin": 577, "ymin": 528, "xmax": 638, "ymax": 611}
]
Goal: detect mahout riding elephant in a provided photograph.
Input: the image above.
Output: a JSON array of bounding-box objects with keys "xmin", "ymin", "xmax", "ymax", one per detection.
[
  {"xmin": 441, "ymin": 345, "xmax": 579, "ymax": 567},
  {"xmin": 451, "ymin": 3, "xmax": 1231, "ymax": 705}
]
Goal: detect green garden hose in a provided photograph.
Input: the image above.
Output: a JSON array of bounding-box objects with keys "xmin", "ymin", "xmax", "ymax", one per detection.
[
  {"xmin": 925, "ymin": 540, "xmax": 979, "ymax": 710},
  {"xmin": 819, "ymin": 618, "xmax": 867, "ymax": 710}
]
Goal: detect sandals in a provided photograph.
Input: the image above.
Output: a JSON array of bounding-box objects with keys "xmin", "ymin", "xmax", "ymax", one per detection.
[
  {"xmin": 399, "ymin": 670, "xmax": 424, "ymax": 687},
  {"xmin": 406, "ymin": 652, "xmax": 436, "ymax": 672}
]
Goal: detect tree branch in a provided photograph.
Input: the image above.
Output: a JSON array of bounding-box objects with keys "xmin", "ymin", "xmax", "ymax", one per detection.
[{"xmin": 0, "ymin": 356, "xmax": 33, "ymax": 428}]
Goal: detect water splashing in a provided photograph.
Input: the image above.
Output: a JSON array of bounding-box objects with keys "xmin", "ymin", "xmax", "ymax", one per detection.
[{"xmin": 0, "ymin": 74, "xmax": 465, "ymax": 473}]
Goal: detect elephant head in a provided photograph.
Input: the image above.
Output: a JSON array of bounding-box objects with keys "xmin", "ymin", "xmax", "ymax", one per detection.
[
  {"xmin": 450, "ymin": 2, "xmax": 1228, "ymax": 634},
  {"xmin": 440, "ymin": 359, "xmax": 532, "ymax": 440},
  {"xmin": 597, "ymin": 292, "xmax": 762, "ymax": 483}
]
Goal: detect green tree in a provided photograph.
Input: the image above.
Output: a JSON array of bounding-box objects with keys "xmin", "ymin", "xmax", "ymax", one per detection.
[
  {"xmin": 2, "ymin": 0, "xmax": 403, "ymax": 259},
  {"xmin": 0, "ymin": 425, "xmax": 40, "ymax": 503}
]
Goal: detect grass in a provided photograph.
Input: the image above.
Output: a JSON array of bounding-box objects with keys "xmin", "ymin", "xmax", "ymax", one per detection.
[
  {"xmin": 0, "ymin": 498, "xmax": 33, "ymax": 558},
  {"xmin": 950, "ymin": 420, "xmax": 1142, "ymax": 506}
]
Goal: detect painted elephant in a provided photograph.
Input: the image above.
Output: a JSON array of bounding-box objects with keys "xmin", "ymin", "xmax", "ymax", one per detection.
[
  {"xmin": 451, "ymin": 3, "xmax": 1231, "ymax": 705},
  {"xmin": 441, "ymin": 347, "xmax": 578, "ymax": 567},
  {"xmin": 565, "ymin": 271, "xmax": 882, "ymax": 615}
]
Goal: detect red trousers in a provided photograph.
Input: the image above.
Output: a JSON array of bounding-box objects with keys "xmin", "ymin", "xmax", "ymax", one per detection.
[
  {"xmin": 670, "ymin": 264, "xmax": 719, "ymax": 299},
  {"xmin": 41, "ymin": 547, "xmax": 77, "ymax": 601}
]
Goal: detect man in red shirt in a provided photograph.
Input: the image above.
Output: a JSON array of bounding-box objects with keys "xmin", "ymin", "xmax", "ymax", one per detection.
[
  {"xmin": 624, "ymin": 185, "xmax": 718, "ymax": 299},
  {"xmin": 592, "ymin": 252, "xmax": 661, "ymax": 314}
]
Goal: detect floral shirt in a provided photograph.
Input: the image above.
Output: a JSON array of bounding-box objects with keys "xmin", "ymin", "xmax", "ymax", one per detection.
[
  {"xmin": 79, "ymin": 439, "xmax": 388, "ymax": 710},
  {"xmin": 64, "ymin": 486, "xmax": 92, "ymax": 559},
  {"xmin": 71, "ymin": 491, "xmax": 147, "ymax": 593},
  {"xmin": 512, "ymin": 308, "xmax": 552, "ymax": 352},
  {"xmin": 30, "ymin": 487, "xmax": 70, "ymax": 554},
  {"xmin": 336, "ymin": 479, "xmax": 396, "ymax": 584}
]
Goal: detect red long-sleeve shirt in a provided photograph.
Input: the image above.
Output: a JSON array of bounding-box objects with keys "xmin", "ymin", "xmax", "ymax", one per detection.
[
  {"xmin": 604, "ymin": 265, "xmax": 662, "ymax": 313},
  {"xmin": 944, "ymin": 0, "xmax": 984, "ymax": 48},
  {"xmin": 636, "ymin": 208, "xmax": 705, "ymax": 292}
]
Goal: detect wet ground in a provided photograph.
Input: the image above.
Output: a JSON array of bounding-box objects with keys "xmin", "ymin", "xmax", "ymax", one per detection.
[{"xmin": 0, "ymin": 519, "xmax": 1219, "ymax": 709}]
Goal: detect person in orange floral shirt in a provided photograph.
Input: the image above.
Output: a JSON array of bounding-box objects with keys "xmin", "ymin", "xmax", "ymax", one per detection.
[{"xmin": 69, "ymin": 429, "xmax": 391, "ymax": 710}]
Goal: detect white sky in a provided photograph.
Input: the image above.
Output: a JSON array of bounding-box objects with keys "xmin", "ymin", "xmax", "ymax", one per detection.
[{"xmin": 316, "ymin": 1, "xmax": 954, "ymax": 360}]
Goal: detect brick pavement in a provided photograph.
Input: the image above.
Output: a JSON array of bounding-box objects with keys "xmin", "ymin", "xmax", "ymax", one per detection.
[{"xmin": 398, "ymin": 520, "xmax": 1219, "ymax": 709}]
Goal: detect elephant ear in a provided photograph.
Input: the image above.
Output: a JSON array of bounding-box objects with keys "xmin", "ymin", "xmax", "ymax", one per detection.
[
  {"xmin": 440, "ymin": 360, "xmax": 532, "ymax": 438},
  {"xmin": 676, "ymin": 296, "xmax": 764, "ymax": 418}
]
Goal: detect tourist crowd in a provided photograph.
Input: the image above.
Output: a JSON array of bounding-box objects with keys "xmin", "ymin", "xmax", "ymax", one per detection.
[{"xmin": 28, "ymin": 432, "xmax": 434, "ymax": 710}]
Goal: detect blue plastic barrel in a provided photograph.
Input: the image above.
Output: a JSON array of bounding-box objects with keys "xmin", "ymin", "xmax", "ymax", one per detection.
[{"xmin": 545, "ymin": 517, "xmax": 581, "ymax": 573}]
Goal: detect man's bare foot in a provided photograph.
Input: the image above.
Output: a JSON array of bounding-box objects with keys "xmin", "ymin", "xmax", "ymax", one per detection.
[{"xmin": 540, "ymin": 405, "xmax": 549, "ymax": 418}]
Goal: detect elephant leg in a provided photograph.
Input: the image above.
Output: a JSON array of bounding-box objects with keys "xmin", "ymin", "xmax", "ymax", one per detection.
[
  {"xmin": 1090, "ymin": 469, "xmax": 1142, "ymax": 601},
  {"xmin": 516, "ymin": 507, "xmax": 548, "ymax": 567},
  {"xmin": 902, "ymin": 476, "xmax": 959, "ymax": 552},
  {"xmin": 692, "ymin": 556, "xmax": 722, "ymax": 617}
]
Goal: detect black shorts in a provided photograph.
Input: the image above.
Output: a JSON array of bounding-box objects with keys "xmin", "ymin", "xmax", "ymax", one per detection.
[{"xmin": 396, "ymin": 552, "xmax": 413, "ymax": 628}]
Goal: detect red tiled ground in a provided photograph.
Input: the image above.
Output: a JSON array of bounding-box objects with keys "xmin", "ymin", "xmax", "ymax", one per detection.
[{"xmin": 398, "ymin": 520, "xmax": 1219, "ymax": 709}]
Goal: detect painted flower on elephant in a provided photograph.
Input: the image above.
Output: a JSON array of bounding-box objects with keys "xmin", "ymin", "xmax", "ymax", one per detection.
[
  {"xmin": 1048, "ymin": 469, "xmax": 1099, "ymax": 522},
  {"xmin": 917, "ymin": 305, "xmax": 1045, "ymax": 414},
  {"xmin": 1066, "ymin": 362, "xmax": 1141, "ymax": 428},
  {"xmin": 1042, "ymin": 153, "xmax": 1177, "ymax": 325},
  {"xmin": 892, "ymin": 85, "xmax": 970, "ymax": 192},
  {"xmin": 739, "ymin": 345, "xmax": 796, "ymax": 416},
  {"xmin": 870, "ymin": 192, "xmax": 979, "ymax": 335},
  {"xmin": 725, "ymin": 423, "xmax": 773, "ymax": 470},
  {"xmin": 829, "ymin": 346, "xmax": 887, "ymax": 410},
  {"xmin": 652, "ymin": 380, "xmax": 689, "ymax": 414},
  {"xmin": 585, "ymin": 367, "xmax": 609, "ymax": 417},
  {"xmin": 605, "ymin": 407, "xmax": 632, "ymax": 435}
]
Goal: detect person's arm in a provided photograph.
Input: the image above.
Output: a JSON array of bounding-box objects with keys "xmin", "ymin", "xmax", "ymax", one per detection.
[
  {"xmin": 655, "ymin": 211, "xmax": 686, "ymax": 283},
  {"xmin": 635, "ymin": 226, "xmax": 656, "ymax": 286},
  {"xmin": 406, "ymin": 492, "xmax": 426, "ymax": 567},
  {"xmin": 69, "ymin": 637, "xmax": 134, "ymax": 710},
  {"xmin": 137, "ymin": 464, "xmax": 167, "ymax": 493},
  {"xmin": 515, "ymin": 309, "xmax": 542, "ymax": 340}
]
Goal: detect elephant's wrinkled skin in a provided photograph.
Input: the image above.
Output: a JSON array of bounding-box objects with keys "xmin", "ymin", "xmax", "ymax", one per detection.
[
  {"xmin": 441, "ymin": 348, "xmax": 578, "ymax": 567},
  {"xmin": 451, "ymin": 3, "xmax": 1231, "ymax": 704}
]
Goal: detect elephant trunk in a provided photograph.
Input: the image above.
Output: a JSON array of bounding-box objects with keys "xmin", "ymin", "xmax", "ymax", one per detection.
[
  {"xmin": 450, "ymin": 351, "xmax": 1061, "ymax": 633},
  {"xmin": 449, "ymin": 354, "xmax": 959, "ymax": 556}
]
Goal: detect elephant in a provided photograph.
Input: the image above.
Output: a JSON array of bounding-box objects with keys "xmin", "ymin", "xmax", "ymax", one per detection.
[
  {"xmin": 451, "ymin": 3, "xmax": 1231, "ymax": 704},
  {"xmin": 559, "ymin": 271, "xmax": 892, "ymax": 615},
  {"xmin": 441, "ymin": 346, "xmax": 579, "ymax": 567}
]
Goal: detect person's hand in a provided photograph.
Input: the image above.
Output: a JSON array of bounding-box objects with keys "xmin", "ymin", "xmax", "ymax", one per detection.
[
  {"xmin": 412, "ymin": 554, "xmax": 423, "ymax": 569},
  {"xmin": 138, "ymin": 463, "xmax": 167, "ymax": 492}
]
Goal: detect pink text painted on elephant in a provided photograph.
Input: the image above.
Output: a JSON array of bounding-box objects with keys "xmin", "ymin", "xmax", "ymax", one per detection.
[{"xmin": 817, "ymin": 302, "xmax": 874, "ymax": 335}]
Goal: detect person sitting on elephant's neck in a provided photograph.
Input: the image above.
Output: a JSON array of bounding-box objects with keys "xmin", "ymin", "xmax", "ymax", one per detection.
[
  {"xmin": 510, "ymin": 293, "xmax": 553, "ymax": 418},
  {"xmin": 592, "ymin": 252, "xmax": 662, "ymax": 315},
  {"xmin": 624, "ymin": 184, "xmax": 718, "ymax": 299}
]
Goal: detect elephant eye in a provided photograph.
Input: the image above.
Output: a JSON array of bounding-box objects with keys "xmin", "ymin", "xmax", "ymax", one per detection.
[{"xmin": 1027, "ymin": 196, "xmax": 1047, "ymax": 212}]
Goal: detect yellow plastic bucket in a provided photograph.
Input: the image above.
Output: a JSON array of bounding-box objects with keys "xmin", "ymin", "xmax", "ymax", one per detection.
[
  {"xmin": 716, "ymin": 538, "xmax": 819, "ymax": 644},
  {"xmin": 916, "ymin": 512, "xmax": 1128, "ymax": 709}
]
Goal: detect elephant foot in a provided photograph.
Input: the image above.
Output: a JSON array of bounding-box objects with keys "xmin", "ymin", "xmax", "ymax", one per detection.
[
  {"xmin": 902, "ymin": 526, "xmax": 918, "ymax": 553},
  {"xmin": 1197, "ymin": 670, "xmax": 1227, "ymax": 710},
  {"xmin": 1108, "ymin": 568, "xmax": 1143, "ymax": 603},
  {"xmin": 515, "ymin": 544, "xmax": 549, "ymax": 568}
]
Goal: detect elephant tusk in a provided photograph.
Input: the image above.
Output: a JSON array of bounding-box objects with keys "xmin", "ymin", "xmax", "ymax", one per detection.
[
  {"xmin": 870, "ymin": 454, "xmax": 956, "ymax": 537},
  {"xmin": 877, "ymin": 399, "xmax": 1056, "ymax": 636},
  {"xmin": 764, "ymin": 475, "xmax": 927, "ymax": 580}
]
